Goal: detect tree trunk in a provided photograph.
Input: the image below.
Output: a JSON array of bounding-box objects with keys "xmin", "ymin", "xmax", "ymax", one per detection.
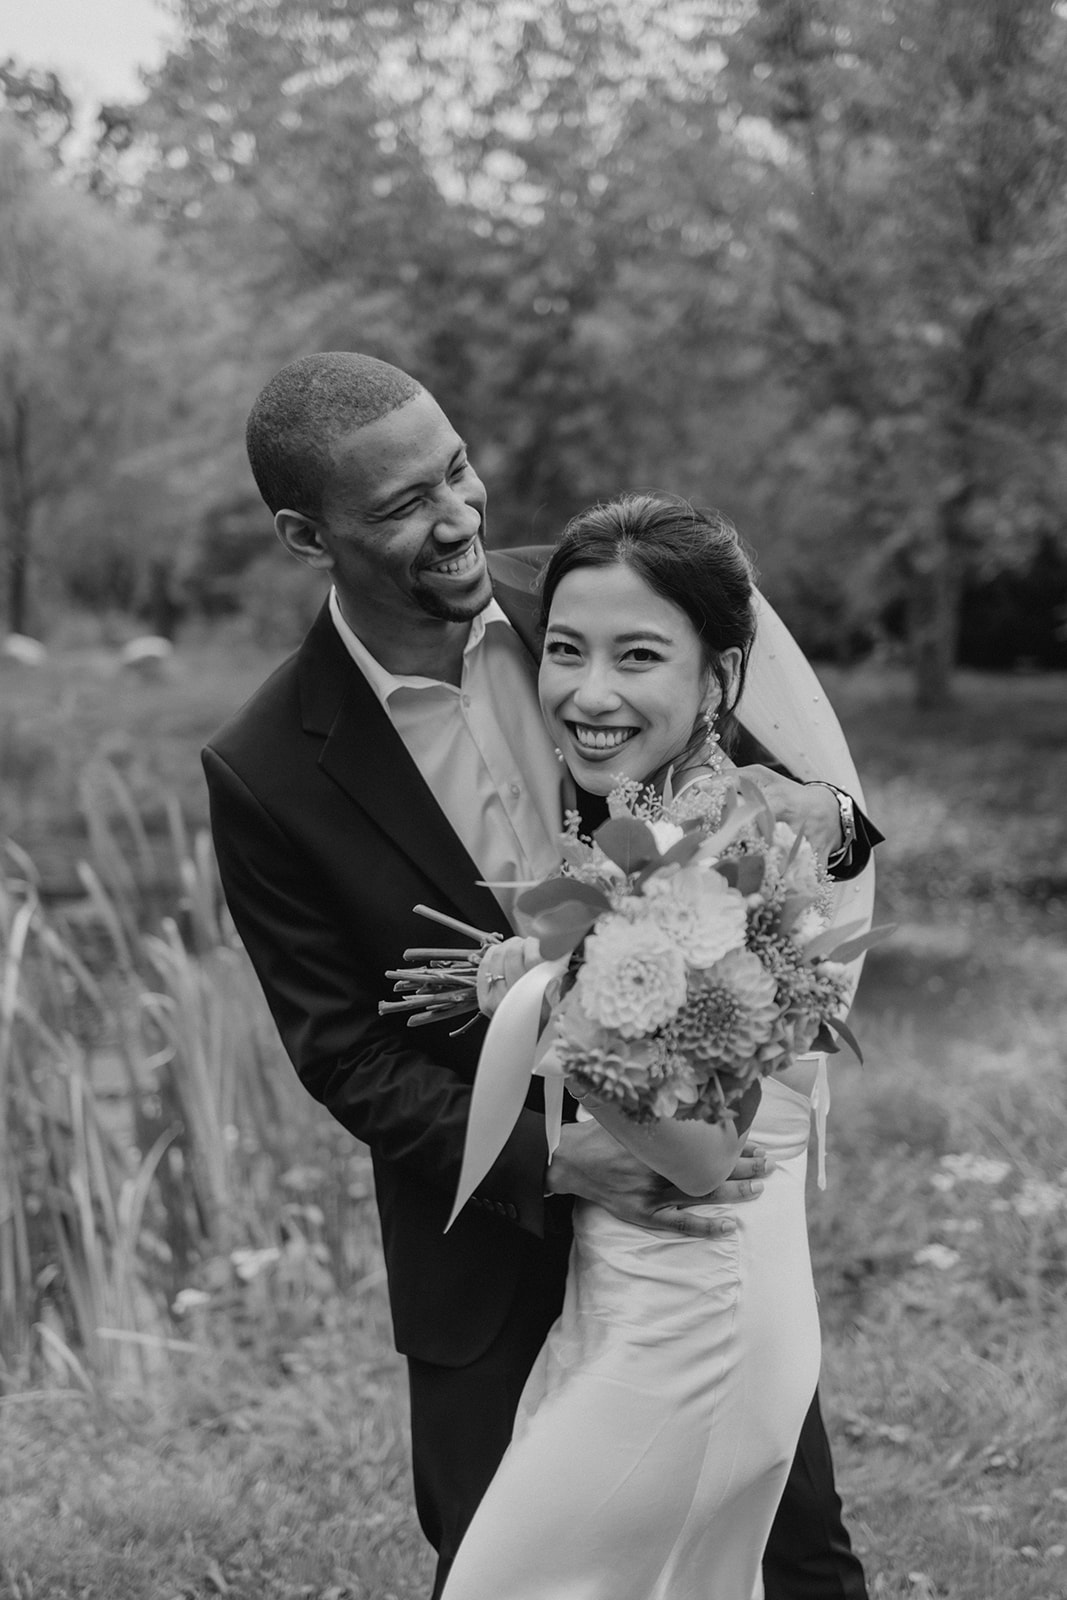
[
  {"xmin": 6, "ymin": 507, "xmax": 30, "ymax": 636},
  {"xmin": 1, "ymin": 394, "xmax": 34, "ymax": 637},
  {"xmin": 907, "ymin": 514, "xmax": 959, "ymax": 709}
]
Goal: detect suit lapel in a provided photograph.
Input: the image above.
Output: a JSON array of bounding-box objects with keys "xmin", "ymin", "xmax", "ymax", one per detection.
[
  {"xmin": 296, "ymin": 603, "xmax": 513, "ymax": 938},
  {"xmin": 488, "ymin": 546, "xmax": 544, "ymax": 661}
]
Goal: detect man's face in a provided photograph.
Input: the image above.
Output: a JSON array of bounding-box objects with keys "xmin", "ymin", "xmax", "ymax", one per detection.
[{"xmin": 315, "ymin": 389, "xmax": 492, "ymax": 629}]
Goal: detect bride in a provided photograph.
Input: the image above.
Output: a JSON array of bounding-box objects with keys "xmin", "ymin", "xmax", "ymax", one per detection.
[{"xmin": 441, "ymin": 493, "xmax": 874, "ymax": 1600}]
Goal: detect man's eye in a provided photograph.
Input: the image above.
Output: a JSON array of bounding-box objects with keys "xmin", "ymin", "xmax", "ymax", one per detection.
[
  {"xmin": 450, "ymin": 458, "xmax": 471, "ymax": 480},
  {"xmin": 390, "ymin": 497, "xmax": 424, "ymax": 518}
]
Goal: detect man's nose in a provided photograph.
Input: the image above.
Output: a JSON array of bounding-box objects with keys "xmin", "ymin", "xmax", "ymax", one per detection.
[{"xmin": 432, "ymin": 486, "xmax": 482, "ymax": 543}]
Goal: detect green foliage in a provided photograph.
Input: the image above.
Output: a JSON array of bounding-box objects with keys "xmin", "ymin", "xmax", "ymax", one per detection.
[
  {"xmin": 6, "ymin": 0, "xmax": 1067, "ymax": 692},
  {"xmin": 0, "ymin": 114, "xmax": 208, "ymax": 636},
  {"xmin": 0, "ymin": 767, "xmax": 375, "ymax": 1390},
  {"xmin": 724, "ymin": 0, "xmax": 1067, "ymax": 701}
]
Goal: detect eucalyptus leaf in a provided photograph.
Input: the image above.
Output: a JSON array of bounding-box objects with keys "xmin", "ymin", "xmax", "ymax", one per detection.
[
  {"xmin": 516, "ymin": 876, "xmax": 612, "ymax": 919},
  {"xmin": 638, "ymin": 830, "xmax": 705, "ymax": 881},
  {"xmin": 714, "ymin": 852, "xmax": 765, "ymax": 897},
  {"xmin": 819, "ymin": 924, "xmax": 896, "ymax": 965},
  {"xmin": 826, "ymin": 1014, "xmax": 863, "ymax": 1063},
  {"xmin": 593, "ymin": 815, "xmax": 661, "ymax": 874},
  {"xmin": 699, "ymin": 798, "xmax": 764, "ymax": 857},
  {"xmin": 776, "ymin": 889, "xmax": 811, "ymax": 935},
  {"xmin": 802, "ymin": 918, "xmax": 869, "ymax": 962},
  {"xmin": 527, "ymin": 900, "xmax": 603, "ymax": 961}
]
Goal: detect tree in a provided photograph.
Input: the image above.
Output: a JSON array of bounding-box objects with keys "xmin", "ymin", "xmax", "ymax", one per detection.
[
  {"xmin": 0, "ymin": 116, "xmax": 201, "ymax": 634},
  {"xmin": 106, "ymin": 0, "xmax": 763, "ymax": 548},
  {"xmin": 723, "ymin": 0, "xmax": 1067, "ymax": 703}
]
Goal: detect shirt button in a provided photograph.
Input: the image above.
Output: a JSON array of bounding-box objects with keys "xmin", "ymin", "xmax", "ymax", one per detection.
[
  {"xmin": 510, "ymin": 783, "xmax": 521, "ymax": 798},
  {"xmin": 461, "ymin": 694, "xmax": 471, "ymax": 708}
]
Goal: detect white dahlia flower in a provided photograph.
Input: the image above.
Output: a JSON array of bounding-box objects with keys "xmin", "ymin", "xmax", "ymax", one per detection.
[{"xmin": 577, "ymin": 915, "xmax": 689, "ymax": 1038}]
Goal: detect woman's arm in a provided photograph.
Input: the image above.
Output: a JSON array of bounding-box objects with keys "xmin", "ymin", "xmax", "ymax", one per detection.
[
  {"xmin": 480, "ymin": 940, "xmax": 764, "ymax": 1196},
  {"xmin": 577, "ymin": 1094, "xmax": 753, "ymax": 1197}
]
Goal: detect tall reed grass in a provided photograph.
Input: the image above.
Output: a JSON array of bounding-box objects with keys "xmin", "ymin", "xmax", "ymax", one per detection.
[{"xmin": 0, "ymin": 761, "xmax": 376, "ymax": 1390}]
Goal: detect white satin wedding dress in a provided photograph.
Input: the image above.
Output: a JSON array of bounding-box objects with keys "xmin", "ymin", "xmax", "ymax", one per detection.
[
  {"xmin": 443, "ymin": 594, "xmax": 873, "ymax": 1600},
  {"xmin": 442, "ymin": 1071, "xmax": 822, "ymax": 1600}
]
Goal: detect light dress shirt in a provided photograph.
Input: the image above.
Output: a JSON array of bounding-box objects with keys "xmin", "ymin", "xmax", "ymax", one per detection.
[{"xmin": 328, "ymin": 587, "xmax": 564, "ymax": 927}]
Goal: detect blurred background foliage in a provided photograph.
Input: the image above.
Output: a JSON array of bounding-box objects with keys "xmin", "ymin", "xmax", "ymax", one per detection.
[{"xmin": 2, "ymin": 0, "xmax": 1067, "ymax": 703}]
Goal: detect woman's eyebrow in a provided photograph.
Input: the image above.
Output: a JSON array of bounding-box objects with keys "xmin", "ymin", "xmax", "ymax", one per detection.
[{"xmin": 544, "ymin": 624, "xmax": 674, "ymax": 646}]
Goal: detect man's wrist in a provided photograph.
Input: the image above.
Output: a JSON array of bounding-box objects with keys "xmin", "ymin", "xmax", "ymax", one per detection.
[{"xmin": 806, "ymin": 781, "xmax": 857, "ymax": 866}]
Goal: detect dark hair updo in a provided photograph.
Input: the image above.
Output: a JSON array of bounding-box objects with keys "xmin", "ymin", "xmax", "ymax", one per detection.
[{"xmin": 538, "ymin": 493, "xmax": 758, "ymax": 755}]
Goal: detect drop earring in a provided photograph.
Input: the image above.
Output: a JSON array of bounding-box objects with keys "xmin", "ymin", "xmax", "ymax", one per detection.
[{"xmin": 701, "ymin": 706, "xmax": 725, "ymax": 774}]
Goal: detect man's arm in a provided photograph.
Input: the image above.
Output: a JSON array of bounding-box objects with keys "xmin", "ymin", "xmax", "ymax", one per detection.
[
  {"xmin": 203, "ymin": 745, "xmax": 550, "ymax": 1233},
  {"xmin": 736, "ymin": 764, "xmax": 884, "ymax": 880}
]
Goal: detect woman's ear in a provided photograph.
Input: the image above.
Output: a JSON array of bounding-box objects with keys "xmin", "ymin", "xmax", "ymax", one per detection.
[
  {"xmin": 716, "ymin": 647, "xmax": 744, "ymax": 714},
  {"xmin": 275, "ymin": 510, "xmax": 335, "ymax": 571},
  {"xmin": 701, "ymin": 646, "xmax": 743, "ymax": 721}
]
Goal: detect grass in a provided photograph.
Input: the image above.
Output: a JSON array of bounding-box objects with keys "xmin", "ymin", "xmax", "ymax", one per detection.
[{"xmin": 0, "ymin": 640, "xmax": 1065, "ymax": 1598}]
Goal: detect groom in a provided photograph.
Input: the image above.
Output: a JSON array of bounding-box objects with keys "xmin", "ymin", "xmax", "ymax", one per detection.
[{"xmin": 204, "ymin": 351, "xmax": 876, "ymax": 1599}]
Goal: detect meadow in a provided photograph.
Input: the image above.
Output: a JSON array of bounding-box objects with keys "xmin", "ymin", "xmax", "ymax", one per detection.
[{"xmin": 0, "ymin": 637, "xmax": 1065, "ymax": 1600}]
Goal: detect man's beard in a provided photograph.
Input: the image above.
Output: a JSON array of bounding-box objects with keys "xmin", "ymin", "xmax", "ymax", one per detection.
[{"xmin": 411, "ymin": 583, "xmax": 493, "ymax": 623}]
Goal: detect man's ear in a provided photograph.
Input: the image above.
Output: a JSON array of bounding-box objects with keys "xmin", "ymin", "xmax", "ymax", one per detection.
[{"xmin": 275, "ymin": 509, "xmax": 335, "ymax": 571}]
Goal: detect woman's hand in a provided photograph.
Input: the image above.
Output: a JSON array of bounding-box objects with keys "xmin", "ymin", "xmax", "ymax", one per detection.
[{"xmin": 476, "ymin": 935, "xmax": 543, "ymax": 1016}]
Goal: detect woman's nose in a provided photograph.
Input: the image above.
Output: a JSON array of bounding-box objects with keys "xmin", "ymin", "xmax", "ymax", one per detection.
[{"xmin": 572, "ymin": 667, "xmax": 622, "ymax": 714}]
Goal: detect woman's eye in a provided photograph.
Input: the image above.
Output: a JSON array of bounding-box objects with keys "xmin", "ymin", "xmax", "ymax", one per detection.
[
  {"xmin": 624, "ymin": 647, "xmax": 662, "ymax": 663},
  {"xmin": 544, "ymin": 639, "xmax": 580, "ymax": 659}
]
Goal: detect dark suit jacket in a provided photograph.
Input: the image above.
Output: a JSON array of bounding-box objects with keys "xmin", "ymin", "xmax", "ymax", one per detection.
[
  {"xmin": 203, "ymin": 553, "xmax": 573, "ymax": 1369},
  {"xmin": 203, "ymin": 547, "xmax": 878, "ymax": 1369}
]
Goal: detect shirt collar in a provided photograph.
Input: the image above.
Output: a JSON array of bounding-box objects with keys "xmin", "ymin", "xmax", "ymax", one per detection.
[{"xmin": 328, "ymin": 587, "xmax": 512, "ymax": 705}]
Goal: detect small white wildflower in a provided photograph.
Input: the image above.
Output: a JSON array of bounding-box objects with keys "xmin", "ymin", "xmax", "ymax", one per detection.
[
  {"xmin": 1014, "ymin": 1179, "xmax": 1065, "ymax": 1220},
  {"xmin": 939, "ymin": 1153, "xmax": 1011, "ymax": 1186},
  {"xmin": 913, "ymin": 1243, "xmax": 961, "ymax": 1271},
  {"xmin": 231, "ymin": 1246, "xmax": 281, "ymax": 1282},
  {"xmin": 172, "ymin": 1287, "xmax": 211, "ymax": 1316}
]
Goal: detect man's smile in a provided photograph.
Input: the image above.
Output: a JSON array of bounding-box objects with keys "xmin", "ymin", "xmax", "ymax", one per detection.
[{"xmin": 421, "ymin": 541, "xmax": 483, "ymax": 579}]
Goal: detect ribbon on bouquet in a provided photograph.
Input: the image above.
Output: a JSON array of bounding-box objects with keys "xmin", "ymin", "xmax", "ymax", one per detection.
[{"xmin": 446, "ymin": 956, "xmax": 570, "ymax": 1233}]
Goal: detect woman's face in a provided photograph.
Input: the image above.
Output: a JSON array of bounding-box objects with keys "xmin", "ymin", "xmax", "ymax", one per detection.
[{"xmin": 539, "ymin": 561, "xmax": 738, "ymax": 796}]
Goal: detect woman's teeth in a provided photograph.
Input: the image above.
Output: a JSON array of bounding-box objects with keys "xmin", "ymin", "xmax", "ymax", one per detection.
[
  {"xmin": 570, "ymin": 724, "xmax": 637, "ymax": 750},
  {"xmin": 428, "ymin": 544, "xmax": 479, "ymax": 576}
]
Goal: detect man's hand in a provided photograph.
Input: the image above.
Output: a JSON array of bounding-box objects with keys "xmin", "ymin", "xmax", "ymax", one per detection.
[
  {"xmin": 546, "ymin": 1121, "xmax": 772, "ymax": 1239},
  {"xmin": 739, "ymin": 763, "xmax": 842, "ymax": 861}
]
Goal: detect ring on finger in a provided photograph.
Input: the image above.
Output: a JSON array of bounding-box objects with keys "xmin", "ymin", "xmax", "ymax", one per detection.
[{"xmin": 487, "ymin": 973, "xmax": 505, "ymax": 986}]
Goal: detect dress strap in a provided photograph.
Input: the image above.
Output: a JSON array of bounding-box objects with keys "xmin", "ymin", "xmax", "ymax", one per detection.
[{"xmin": 809, "ymin": 1054, "xmax": 831, "ymax": 1191}]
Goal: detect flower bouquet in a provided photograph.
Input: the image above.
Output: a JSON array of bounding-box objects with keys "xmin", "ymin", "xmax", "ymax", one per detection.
[
  {"xmin": 510, "ymin": 775, "xmax": 883, "ymax": 1125},
  {"xmin": 382, "ymin": 775, "xmax": 888, "ymax": 1228}
]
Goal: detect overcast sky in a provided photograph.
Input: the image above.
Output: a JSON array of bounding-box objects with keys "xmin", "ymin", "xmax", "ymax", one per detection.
[{"xmin": 1, "ymin": 0, "xmax": 174, "ymax": 109}]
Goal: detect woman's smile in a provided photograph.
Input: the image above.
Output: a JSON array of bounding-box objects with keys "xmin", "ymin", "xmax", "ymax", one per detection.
[{"xmin": 566, "ymin": 722, "xmax": 640, "ymax": 754}]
